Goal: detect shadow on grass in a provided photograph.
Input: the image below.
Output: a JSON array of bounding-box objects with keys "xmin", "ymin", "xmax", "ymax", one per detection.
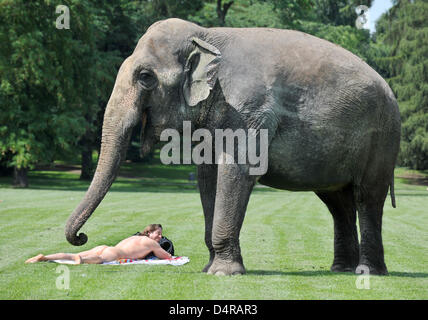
[
  {"xmin": 0, "ymin": 175, "xmax": 199, "ymax": 193},
  {"xmin": 18, "ymin": 264, "xmax": 428, "ymax": 278},
  {"xmin": 1, "ymin": 163, "xmax": 423, "ymax": 195},
  {"xmin": 0, "ymin": 175, "xmax": 281, "ymax": 194},
  {"xmin": 247, "ymin": 269, "xmax": 349, "ymax": 277},
  {"xmin": 394, "ymin": 193, "xmax": 428, "ymax": 197},
  {"xmin": 247, "ymin": 270, "xmax": 428, "ymax": 278},
  {"xmin": 388, "ymin": 271, "xmax": 428, "ymax": 278}
]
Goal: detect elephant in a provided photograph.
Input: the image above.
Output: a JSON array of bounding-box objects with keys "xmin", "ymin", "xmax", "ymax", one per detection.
[{"xmin": 65, "ymin": 18, "xmax": 401, "ymax": 276}]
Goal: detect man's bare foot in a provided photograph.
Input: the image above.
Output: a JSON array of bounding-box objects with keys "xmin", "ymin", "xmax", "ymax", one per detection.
[
  {"xmin": 25, "ymin": 254, "xmax": 46, "ymax": 263},
  {"xmin": 74, "ymin": 254, "xmax": 82, "ymax": 265}
]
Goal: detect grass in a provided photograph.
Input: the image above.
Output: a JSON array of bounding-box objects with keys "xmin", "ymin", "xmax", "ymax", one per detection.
[{"xmin": 0, "ymin": 162, "xmax": 427, "ymax": 300}]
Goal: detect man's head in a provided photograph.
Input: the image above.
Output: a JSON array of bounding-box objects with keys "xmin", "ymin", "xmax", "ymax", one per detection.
[{"xmin": 140, "ymin": 224, "xmax": 163, "ymax": 242}]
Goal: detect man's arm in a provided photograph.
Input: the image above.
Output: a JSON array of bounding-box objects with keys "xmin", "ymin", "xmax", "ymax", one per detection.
[{"xmin": 150, "ymin": 240, "xmax": 172, "ymax": 259}]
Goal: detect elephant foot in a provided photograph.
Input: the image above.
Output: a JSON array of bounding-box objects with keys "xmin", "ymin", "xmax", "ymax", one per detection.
[
  {"xmin": 202, "ymin": 260, "xmax": 213, "ymax": 273},
  {"xmin": 331, "ymin": 258, "xmax": 359, "ymax": 273},
  {"xmin": 330, "ymin": 263, "xmax": 356, "ymax": 273},
  {"xmin": 356, "ymin": 263, "xmax": 388, "ymax": 276},
  {"xmin": 202, "ymin": 250, "xmax": 215, "ymax": 273},
  {"xmin": 206, "ymin": 257, "xmax": 246, "ymax": 276}
]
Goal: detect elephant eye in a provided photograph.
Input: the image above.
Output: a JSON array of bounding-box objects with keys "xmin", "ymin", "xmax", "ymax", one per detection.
[{"xmin": 138, "ymin": 71, "xmax": 157, "ymax": 90}]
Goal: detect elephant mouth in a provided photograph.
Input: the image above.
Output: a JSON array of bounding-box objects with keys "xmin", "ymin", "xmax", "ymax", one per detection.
[
  {"xmin": 142, "ymin": 108, "xmax": 149, "ymax": 133},
  {"xmin": 140, "ymin": 108, "xmax": 156, "ymax": 157}
]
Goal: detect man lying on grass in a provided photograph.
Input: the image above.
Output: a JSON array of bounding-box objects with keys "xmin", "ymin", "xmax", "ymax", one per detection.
[{"xmin": 25, "ymin": 224, "xmax": 172, "ymax": 264}]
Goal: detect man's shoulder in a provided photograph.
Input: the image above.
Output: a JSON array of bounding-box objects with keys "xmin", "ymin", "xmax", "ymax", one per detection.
[{"xmin": 139, "ymin": 236, "xmax": 158, "ymax": 246}]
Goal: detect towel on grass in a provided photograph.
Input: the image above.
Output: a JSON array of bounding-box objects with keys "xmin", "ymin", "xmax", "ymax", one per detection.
[
  {"xmin": 51, "ymin": 256, "xmax": 189, "ymax": 266},
  {"xmin": 103, "ymin": 256, "xmax": 189, "ymax": 265}
]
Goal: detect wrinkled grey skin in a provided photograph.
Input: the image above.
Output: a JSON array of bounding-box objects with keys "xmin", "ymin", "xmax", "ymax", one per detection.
[{"xmin": 65, "ymin": 18, "xmax": 400, "ymax": 276}]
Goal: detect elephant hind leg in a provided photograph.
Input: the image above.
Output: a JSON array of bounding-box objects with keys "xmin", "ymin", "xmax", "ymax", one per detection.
[
  {"xmin": 352, "ymin": 142, "xmax": 393, "ymax": 275},
  {"xmin": 316, "ymin": 184, "xmax": 359, "ymax": 273},
  {"xmin": 353, "ymin": 181, "xmax": 389, "ymax": 275}
]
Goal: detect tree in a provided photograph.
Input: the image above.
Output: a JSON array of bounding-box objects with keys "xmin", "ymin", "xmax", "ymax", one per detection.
[
  {"xmin": 309, "ymin": 0, "xmax": 372, "ymax": 27},
  {"xmin": 143, "ymin": 0, "xmax": 204, "ymax": 21},
  {"xmin": 189, "ymin": 0, "xmax": 302, "ymax": 28},
  {"xmin": 217, "ymin": 0, "xmax": 234, "ymax": 26},
  {"xmin": 0, "ymin": 0, "xmax": 98, "ymax": 186},
  {"xmin": 296, "ymin": 0, "xmax": 375, "ymax": 62},
  {"xmin": 270, "ymin": 0, "xmax": 314, "ymax": 29},
  {"xmin": 78, "ymin": 0, "xmax": 136, "ymax": 179},
  {"xmin": 375, "ymin": 0, "xmax": 428, "ymax": 170}
]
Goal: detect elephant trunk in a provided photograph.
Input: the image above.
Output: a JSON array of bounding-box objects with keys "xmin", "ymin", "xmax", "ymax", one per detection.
[
  {"xmin": 65, "ymin": 121, "xmax": 129, "ymax": 245},
  {"xmin": 65, "ymin": 86, "xmax": 144, "ymax": 245}
]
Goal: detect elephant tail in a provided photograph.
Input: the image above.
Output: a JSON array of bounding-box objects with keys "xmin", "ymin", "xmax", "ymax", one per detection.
[{"xmin": 390, "ymin": 176, "xmax": 396, "ymax": 208}]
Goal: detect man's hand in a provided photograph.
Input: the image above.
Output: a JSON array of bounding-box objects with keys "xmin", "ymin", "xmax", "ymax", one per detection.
[{"xmin": 151, "ymin": 240, "xmax": 172, "ymax": 259}]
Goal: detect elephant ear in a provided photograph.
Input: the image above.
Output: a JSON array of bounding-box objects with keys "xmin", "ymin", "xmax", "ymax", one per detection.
[{"xmin": 183, "ymin": 37, "xmax": 221, "ymax": 107}]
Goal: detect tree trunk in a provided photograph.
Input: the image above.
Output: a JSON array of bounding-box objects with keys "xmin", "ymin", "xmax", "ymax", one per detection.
[
  {"xmin": 13, "ymin": 166, "xmax": 28, "ymax": 188},
  {"xmin": 80, "ymin": 143, "xmax": 93, "ymax": 180},
  {"xmin": 80, "ymin": 117, "xmax": 95, "ymax": 180},
  {"xmin": 217, "ymin": 0, "xmax": 234, "ymax": 26}
]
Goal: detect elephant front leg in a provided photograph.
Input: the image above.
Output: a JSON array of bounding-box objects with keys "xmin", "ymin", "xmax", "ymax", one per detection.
[
  {"xmin": 197, "ymin": 164, "xmax": 217, "ymax": 272},
  {"xmin": 207, "ymin": 163, "xmax": 256, "ymax": 276}
]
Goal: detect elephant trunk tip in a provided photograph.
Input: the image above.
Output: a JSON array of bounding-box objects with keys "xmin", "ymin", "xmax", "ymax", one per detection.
[{"xmin": 66, "ymin": 231, "xmax": 88, "ymax": 246}]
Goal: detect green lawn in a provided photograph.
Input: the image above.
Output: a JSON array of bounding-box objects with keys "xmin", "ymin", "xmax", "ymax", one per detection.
[{"xmin": 0, "ymin": 163, "xmax": 427, "ymax": 299}]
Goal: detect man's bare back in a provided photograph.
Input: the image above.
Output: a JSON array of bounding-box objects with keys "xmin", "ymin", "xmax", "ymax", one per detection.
[{"xmin": 114, "ymin": 235, "xmax": 170, "ymax": 260}]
